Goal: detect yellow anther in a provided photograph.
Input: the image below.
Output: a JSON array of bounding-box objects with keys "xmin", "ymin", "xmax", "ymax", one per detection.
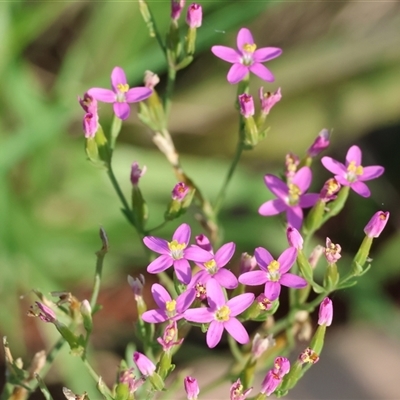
[
  {"xmin": 117, "ymin": 83, "xmax": 129, "ymax": 93},
  {"xmin": 215, "ymin": 305, "xmax": 231, "ymax": 322},
  {"xmin": 243, "ymin": 43, "xmax": 257, "ymax": 53}
]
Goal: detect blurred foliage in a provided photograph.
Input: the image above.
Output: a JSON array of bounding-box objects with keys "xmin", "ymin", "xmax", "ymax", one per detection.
[{"xmin": 1, "ymin": 0, "xmax": 400, "ymax": 395}]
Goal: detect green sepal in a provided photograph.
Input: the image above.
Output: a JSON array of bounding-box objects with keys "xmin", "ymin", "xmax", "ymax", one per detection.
[
  {"xmin": 131, "ymin": 186, "xmax": 148, "ymax": 230},
  {"xmin": 296, "ymin": 250, "xmax": 313, "ymax": 283},
  {"xmin": 175, "ymin": 55, "xmax": 194, "ymax": 71},
  {"xmin": 336, "ymin": 280, "xmax": 357, "ymax": 290},
  {"xmin": 304, "ymin": 199, "xmax": 325, "ymax": 234},
  {"xmin": 279, "ymin": 361, "xmax": 302, "ymax": 392},
  {"xmin": 85, "ymin": 125, "xmax": 111, "ymax": 166},
  {"xmin": 166, "ymin": 21, "xmax": 181, "ymax": 65},
  {"xmin": 322, "ymin": 186, "xmax": 350, "ymax": 221},
  {"xmin": 110, "ymin": 115, "xmax": 122, "ymax": 149},
  {"xmin": 164, "ymin": 189, "xmax": 195, "ymax": 221},
  {"xmin": 323, "ymin": 263, "xmax": 339, "ymax": 291},
  {"xmin": 309, "ymin": 324, "xmax": 326, "ymax": 356},
  {"xmin": 157, "ymin": 351, "xmax": 173, "ymax": 380},
  {"xmin": 185, "ymin": 27, "xmax": 197, "ymax": 55},
  {"xmin": 351, "ymin": 236, "xmax": 373, "ymax": 276},
  {"xmin": 243, "ymin": 116, "xmax": 259, "ymax": 147},
  {"xmin": 149, "ymin": 371, "xmax": 165, "ymax": 391},
  {"xmin": 114, "ymin": 383, "xmax": 130, "ymax": 400}
]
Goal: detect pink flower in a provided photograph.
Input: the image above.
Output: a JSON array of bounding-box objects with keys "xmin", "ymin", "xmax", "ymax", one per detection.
[
  {"xmin": 259, "ymin": 87, "xmax": 281, "ymax": 115},
  {"xmin": 172, "ymin": 182, "xmax": 189, "ymax": 201},
  {"xmin": 34, "ymin": 302, "xmax": 56, "ymax": 323},
  {"xmin": 186, "ymin": 4, "xmax": 202, "ymax": 28},
  {"xmin": 321, "ymin": 145, "xmax": 384, "ymax": 197},
  {"xmin": 119, "ymin": 369, "xmax": 145, "ymax": 394},
  {"xmin": 318, "ymin": 297, "xmax": 333, "ymax": 326},
  {"xmin": 133, "ymin": 352, "xmax": 156, "ymax": 376},
  {"xmin": 157, "ymin": 321, "xmax": 183, "ymax": 351},
  {"xmin": 195, "ymin": 234, "xmax": 213, "ymax": 252},
  {"xmin": 307, "ymin": 129, "xmax": 330, "ymax": 157},
  {"xmin": 130, "ymin": 162, "xmax": 146, "ymax": 186},
  {"xmin": 184, "ymin": 376, "xmax": 199, "ymax": 400},
  {"xmin": 211, "ymin": 28, "xmax": 282, "ymax": 84},
  {"xmin": 184, "ymin": 279, "xmax": 255, "ymax": 348},
  {"xmin": 171, "ymin": 0, "xmax": 185, "ymax": 21},
  {"xmin": 230, "ymin": 379, "xmax": 252, "ymax": 400},
  {"xmin": 273, "ymin": 356, "xmax": 290, "ymax": 377},
  {"xmin": 364, "ymin": 211, "xmax": 389, "ymax": 238},
  {"xmin": 239, "ymin": 247, "xmax": 307, "ymax": 300},
  {"xmin": 259, "ymin": 166, "xmax": 319, "ymax": 230},
  {"xmin": 143, "ymin": 223, "xmax": 212, "ymax": 284},
  {"xmin": 141, "ymin": 283, "xmax": 194, "ymax": 323},
  {"xmin": 286, "ymin": 226, "xmax": 303, "ymax": 250},
  {"xmin": 88, "ymin": 67, "xmax": 152, "ymax": 120},
  {"xmin": 260, "ymin": 370, "xmax": 281, "ymax": 396},
  {"xmin": 238, "ymin": 93, "xmax": 254, "ymax": 118},
  {"xmin": 299, "ymin": 347, "xmax": 319, "ymax": 364},
  {"xmin": 324, "ymin": 238, "xmax": 341, "ymax": 264}
]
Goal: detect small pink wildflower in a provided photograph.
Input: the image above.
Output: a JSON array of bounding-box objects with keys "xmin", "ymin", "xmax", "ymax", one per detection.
[
  {"xmin": 186, "ymin": 4, "xmax": 202, "ymax": 28},
  {"xmin": 184, "ymin": 376, "xmax": 199, "ymax": 400},
  {"xmin": 230, "ymin": 378, "xmax": 252, "ymax": 400},
  {"xmin": 238, "ymin": 93, "xmax": 254, "ymax": 118},
  {"xmin": 318, "ymin": 297, "xmax": 333, "ymax": 326},
  {"xmin": 130, "ymin": 162, "xmax": 146, "ymax": 186},
  {"xmin": 259, "ymin": 87, "xmax": 281, "ymax": 115},
  {"xmin": 364, "ymin": 211, "xmax": 389, "ymax": 238}
]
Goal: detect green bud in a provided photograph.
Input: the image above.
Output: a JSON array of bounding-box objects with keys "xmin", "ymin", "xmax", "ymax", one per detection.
[
  {"xmin": 114, "ymin": 383, "xmax": 130, "ymax": 400},
  {"xmin": 296, "ymin": 250, "xmax": 313, "ymax": 283},
  {"xmin": 80, "ymin": 300, "xmax": 93, "ymax": 333},
  {"xmin": 243, "ymin": 116, "xmax": 259, "ymax": 147},
  {"xmin": 85, "ymin": 125, "xmax": 110, "ymax": 166},
  {"xmin": 323, "ymin": 263, "xmax": 339, "ymax": 291},
  {"xmin": 149, "ymin": 371, "xmax": 165, "ymax": 391},
  {"xmin": 304, "ymin": 199, "xmax": 325, "ymax": 234},
  {"xmin": 131, "ymin": 186, "xmax": 148, "ymax": 230},
  {"xmin": 351, "ymin": 236, "xmax": 373, "ymax": 276}
]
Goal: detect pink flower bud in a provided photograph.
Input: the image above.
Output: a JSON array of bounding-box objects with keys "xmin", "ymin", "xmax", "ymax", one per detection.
[
  {"xmin": 133, "ymin": 352, "xmax": 156, "ymax": 376},
  {"xmin": 184, "ymin": 376, "xmax": 199, "ymax": 400},
  {"xmin": 273, "ymin": 356, "xmax": 290, "ymax": 378},
  {"xmin": 325, "ymin": 238, "xmax": 341, "ymax": 264},
  {"xmin": 230, "ymin": 378, "xmax": 252, "ymax": 400},
  {"xmin": 308, "ymin": 245, "xmax": 324, "ymax": 269},
  {"xmin": 240, "ymin": 252, "xmax": 257, "ymax": 274},
  {"xmin": 186, "ymin": 3, "xmax": 202, "ymax": 28},
  {"xmin": 171, "ymin": 0, "xmax": 185, "ymax": 21},
  {"xmin": 259, "ymin": 87, "xmax": 281, "ymax": 115},
  {"xmin": 364, "ymin": 211, "xmax": 389, "ymax": 238},
  {"xmin": 171, "ymin": 182, "xmax": 189, "ymax": 201},
  {"xmin": 79, "ymin": 92, "xmax": 98, "ymax": 114},
  {"xmin": 286, "ymin": 226, "xmax": 303, "ymax": 249},
  {"xmin": 307, "ymin": 128, "xmax": 330, "ymax": 157},
  {"xmin": 319, "ymin": 178, "xmax": 341, "ymax": 202},
  {"xmin": 130, "ymin": 162, "xmax": 146, "ymax": 186},
  {"xmin": 195, "ymin": 234, "xmax": 213, "ymax": 252},
  {"xmin": 299, "ymin": 347, "xmax": 319, "ymax": 364},
  {"xmin": 318, "ymin": 297, "xmax": 333, "ymax": 326},
  {"xmin": 144, "ymin": 70, "xmax": 160, "ymax": 90},
  {"xmin": 260, "ymin": 370, "xmax": 282, "ymax": 396},
  {"xmin": 83, "ymin": 112, "xmax": 98, "ymax": 138},
  {"xmin": 238, "ymin": 94, "xmax": 254, "ymax": 118}
]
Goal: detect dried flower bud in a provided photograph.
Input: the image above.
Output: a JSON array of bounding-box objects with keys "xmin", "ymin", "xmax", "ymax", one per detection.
[
  {"xmin": 130, "ymin": 162, "xmax": 147, "ymax": 186},
  {"xmin": 308, "ymin": 245, "xmax": 324, "ymax": 269},
  {"xmin": 364, "ymin": 211, "xmax": 389, "ymax": 238},
  {"xmin": 299, "ymin": 347, "xmax": 319, "ymax": 365},
  {"xmin": 230, "ymin": 378, "xmax": 252, "ymax": 400},
  {"xmin": 157, "ymin": 322, "xmax": 183, "ymax": 351},
  {"xmin": 171, "ymin": 182, "xmax": 189, "ymax": 201},
  {"xmin": 251, "ymin": 333, "xmax": 275, "ymax": 360},
  {"xmin": 240, "ymin": 252, "xmax": 257, "ymax": 274},
  {"xmin": 144, "ymin": 70, "xmax": 160, "ymax": 89},
  {"xmin": 325, "ymin": 237, "xmax": 341, "ymax": 264}
]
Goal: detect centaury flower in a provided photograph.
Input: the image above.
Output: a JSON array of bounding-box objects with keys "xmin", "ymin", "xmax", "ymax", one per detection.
[
  {"xmin": 143, "ymin": 223, "xmax": 212, "ymax": 284},
  {"xmin": 321, "ymin": 145, "xmax": 384, "ymax": 197},
  {"xmin": 184, "ymin": 279, "xmax": 255, "ymax": 348},
  {"xmin": 88, "ymin": 66, "xmax": 152, "ymax": 120},
  {"xmin": 259, "ymin": 166, "xmax": 319, "ymax": 230},
  {"xmin": 239, "ymin": 246, "xmax": 307, "ymax": 300},
  {"xmin": 211, "ymin": 28, "xmax": 282, "ymax": 84}
]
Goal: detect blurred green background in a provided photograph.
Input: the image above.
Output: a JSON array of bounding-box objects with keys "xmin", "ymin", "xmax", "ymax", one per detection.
[{"xmin": 1, "ymin": 0, "xmax": 400, "ymax": 398}]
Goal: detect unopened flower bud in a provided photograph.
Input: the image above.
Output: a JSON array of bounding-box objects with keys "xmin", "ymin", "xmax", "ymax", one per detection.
[
  {"xmin": 195, "ymin": 234, "xmax": 213, "ymax": 252},
  {"xmin": 80, "ymin": 299, "xmax": 92, "ymax": 333},
  {"xmin": 171, "ymin": 0, "xmax": 185, "ymax": 21},
  {"xmin": 133, "ymin": 352, "xmax": 156, "ymax": 377},
  {"xmin": 319, "ymin": 178, "xmax": 341, "ymax": 202},
  {"xmin": 184, "ymin": 376, "xmax": 199, "ymax": 400},
  {"xmin": 299, "ymin": 347, "xmax": 319, "ymax": 365},
  {"xmin": 261, "ymin": 370, "xmax": 282, "ymax": 396},
  {"xmin": 325, "ymin": 238, "xmax": 341, "ymax": 264},
  {"xmin": 308, "ymin": 245, "xmax": 324, "ymax": 269},
  {"xmin": 318, "ymin": 297, "xmax": 333, "ymax": 326},
  {"xmin": 230, "ymin": 378, "xmax": 252, "ymax": 400},
  {"xmin": 251, "ymin": 333, "xmax": 275, "ymax": 360},
  {"xmin": 259, "ymin": 87, "xmax": 281, "ymax": 115},
  {"xmin": 364, "ymin": 211, "xmax": 389, "ymax": 238},
  {"xmin": 186, "ymin": 4, "xmax": 202, "ymax": 28},
  {"xmin": 240, "ymin": 252, "xmax": 257, "ymax": 274},
  {"xmin": 238, "ymin": 93, "xmax": 254, "ymax": 118},
  {"xmin": 130, "ymin": 162, "xmax": 146, "ymax": 186},
  {"xmin": 286, "ymin": 226, "xmax": 303, "ymax": 249},
  {"xmin": 144, "ymin": 70, "xmax": 160, "ymax": 90},
  {"xmin": 82, "ymin": 112, "xmax": 99, "ymax": 138},
  {"xmin": 79, "ymin": 92, "xmax": 98, "ymax": 114},
  {"xmin": 307, "ymin": 128, "xmax": 330, "ymax": 157},
  {"xmin": 172, "ymin": 182, "xmax": 189, "ymax": 201}
]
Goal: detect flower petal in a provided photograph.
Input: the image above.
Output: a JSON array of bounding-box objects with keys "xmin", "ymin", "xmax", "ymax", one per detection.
[
  {"xmin": 176, "ymin": 289, "xmax": 196, "ymax": 313},
  {"xmin": 227, "ymin": 63, "xmax": 249, "ymax": 84},
  {"xmin": 299, "ymin": 193, "xmax": 319, "ymax": 208},
  {"xmin": 237, "ymin": 27, "xmax": 254, "ymax": 49},
  {"xmin": 259, "ymin": 199, "xmax": 287, "ymax": 216},
  {"xmin": 346, "ymin": 145, "xmax": 362, "ymax": 166},
  {"xmin": 172, "ymin": 223, "xmax": 191, "ymax": 245},
  {"xmin": 277, "ymin": 247, "xmax": 297, "ymax": 274},
  {"xmin": 286, "ymin": 206, "xmax": 303, "ymax": 230},
  {"xmin": 253, "ymin": 47, "xmax": 282, "ymax": 62},
  {"xmin": 224, "ymin": 318, "xmax": 249, "ymax": 344},
  {"xmin": 206, "ymin": 279, "xmax": 225, "ymax": 308},
  {"xmin": 141, "ymin": 309, "xmax": 167, "ymax": 323},
  {"xmin": 264, "ymin": 281, "xmax": 281, "ymax": 300},
  {"xmin": 184, "ymin": 245, "xmax": 213, "ymax": 262},
  {"xmin": 350, "ymin": 181, "xmax": 370, "ymax": 197},
  {"xmin": 254, "ymin": 247, "xmax": 274, "ymax": 269},
  {"xmin": 292, "ymin": 166, "xmax": 312, "ymax": 192},
  {"xmin": 173, "ymin": 258, "xmax": 192, "ymax": 284},
  {"xmin": 360, "ymin": 166, "xmax": 385, "ymax": 181},
  {"xmin": 151, "ymin": 283, "xmax": 171, "ymax": 309},
  {"xmin": 227, "ymin": 293, "xmax": 255, "ymax": 316},
  {"xmin": 249, "ymin": 63, "xmax": 275, "ymax": 82},
  {"xmin": 238, "ymin": 270, "xmax": 268, "ymax": 286},
  {"xmin": 280, "ymin": 273, "xmax": 307, "ymax": 289},
  {"xmin": 321, "ymin": 156, "xmax": 346, "ymax": 176},
  {"xmin": 211, "ymin": 46, "xmax": 240, "ymax": 63},
  {"xmin": 206, "ymin": 321, "xmax": 224, "ymax": 348},
  {"xmin": 264, "ymin": 174, "xmax": 288, "ymax": 199},
  {"xmin": 113, "ymin": 102, "xmax": 130, "ymax": 120},
  {"xmin": 111, "ymin": 66, "xmax": 127, "ymax": 91},
  {"xmin": 143, "ymin": 236, "xmax": 169, "ymax": 254},
  {"xmin": 214, "ymin": 242, "xmax": 235, "ymax": 268},
  {"xmin": 147, "ymin": 254, "xmax": 172, "ymax": 274},
  {"xmin": 87, "ymin": 88, "xmax": 116, "ymax": 103},
  {"xmin": 184, "ymin": 308, "xmax": 213, "ymax": 323},
  {"xmin": 215, "ymin": 269, "xmax": 238, "ymax": 289},
  {"xmin": 125, "ymin": 87, "xmax": 152, "ymax": 103}
]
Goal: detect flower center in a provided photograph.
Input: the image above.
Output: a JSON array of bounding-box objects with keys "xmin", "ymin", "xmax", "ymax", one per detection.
[
  {"xmin": 241, "ymin": 43, "xmax": 256, "ymax": 66},
  {"xmin": 267, "ymin": 260, "xmax": 281, "ymax": 281},
  {"xmin": 165, "ymin": 300, "xmax": 176, "ymax": 318},
  {"xmin": 195, "ymin": 282, "xmax": 207, "ymax": 300},
  {"xmin": 215, "ymin": 305, "xmax": 231, "ymax": 322},
  {"xmin": 168, "ymin": 240, "xmax": 186, "ymax": 260},
  {"xmin": 346, "ymin": 161, "xmax": 364, "ymax": 182},
  {"xmin": 288, "ymin": 183, "xmax": 301, "ymax": 206},
  {"xmin": 204, "ymin": 259, "xmax": 217, "ymax": 274},
  {"xmin": 299, "ymin": 347, "xmax": 319, "ymax": 364},
  {"xmin": 116, "ymin": 83, "xmax": 129, "ymax": 102}
]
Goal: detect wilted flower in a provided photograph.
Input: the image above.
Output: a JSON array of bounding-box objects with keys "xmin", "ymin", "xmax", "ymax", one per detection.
[
  {"xmin": 130, "ymin": 162, "xmax": 147, "ymax": 186},
  {"xmin": 325, "ymin": 238, "xmax": 341, "ymax": 264},
  {"xmin": 230, "ymin": 378, "xmax": 252, "ymax": 400},
  {"xmin": 171, "ymin": 182, "xmax": 189, "ymax": 201},
  {"xmin": 259, "ymin": 87, "xmax": 281, "ymax": 115},
  {"xmin": 238, "ymin": 93, "xmax": 255, "ymax": 118}
]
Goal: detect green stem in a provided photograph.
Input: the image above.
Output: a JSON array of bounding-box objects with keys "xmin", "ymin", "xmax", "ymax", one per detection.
[
  {"xmin": 35, "ymin": 374, "xmax": 54, "ymax": 400},
  {"xmin": 81, "ymin": 358, "xmax": 113, "ymax": 398},
  {"xmin": 164, "ymin": 67, "xmax": 176, "ymax": 120},
  {"xmin": 227, "ymin": 333, "xmax": 243, "ymax": 363}
]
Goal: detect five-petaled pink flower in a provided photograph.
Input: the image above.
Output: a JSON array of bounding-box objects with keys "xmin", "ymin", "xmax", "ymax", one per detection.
[
  {"xmin": 321, "ymin": 145, "xmax": 384, "ymax": 197},
  {"xmin": 143, "ymin": 223, "xmax": 212, "ymax": 284},
  {"xmin": 211, "ymin": 28, "xmax": 282, "ymax": 84},
  {"xmin": 141, "ymin": 283, "xmax": 194, "ymax": 324},
  {"xmin": 239, "ymin": 247, "xmax": 307, "ymax": 300},
  {"xmin": 259, "ymin": 166, "xmax": 319, "ymax": 230},
  {"xmin": 184, "ymin": 279, "xmax": 255, "ymax": 348},
  {"xmin": 88, "ymin": 66, "xmax": 152, "ymax": 120}
]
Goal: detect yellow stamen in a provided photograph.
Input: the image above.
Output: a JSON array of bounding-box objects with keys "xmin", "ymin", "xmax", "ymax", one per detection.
[
  {"xmin": 204, "ymin": 259, "xmax": 217, "ymax": 274},
  {"xmin": 166, "ymin": 300, "xmax": 176, "ymax": 313},
  {"xmin": 168, "ymin": 240, "xmax": 186, "ymax": 259},
  {"xmin": 242, "ymin": 43, "xmax": 257, "ymax": 53},
  {"xmin": 215, "ymin": 305, "xmax": 231, "ymax": 322},
  {"xmin": 117, "ymin": 83, "xmax": 129, "ymax": 93},
  {"xmin": 347, "ymin": 161, "xmax": 364, "ymax": 176},
  {"xmin": 288, "ymin": 183, "xmax": 301, "ymax": 205}
]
